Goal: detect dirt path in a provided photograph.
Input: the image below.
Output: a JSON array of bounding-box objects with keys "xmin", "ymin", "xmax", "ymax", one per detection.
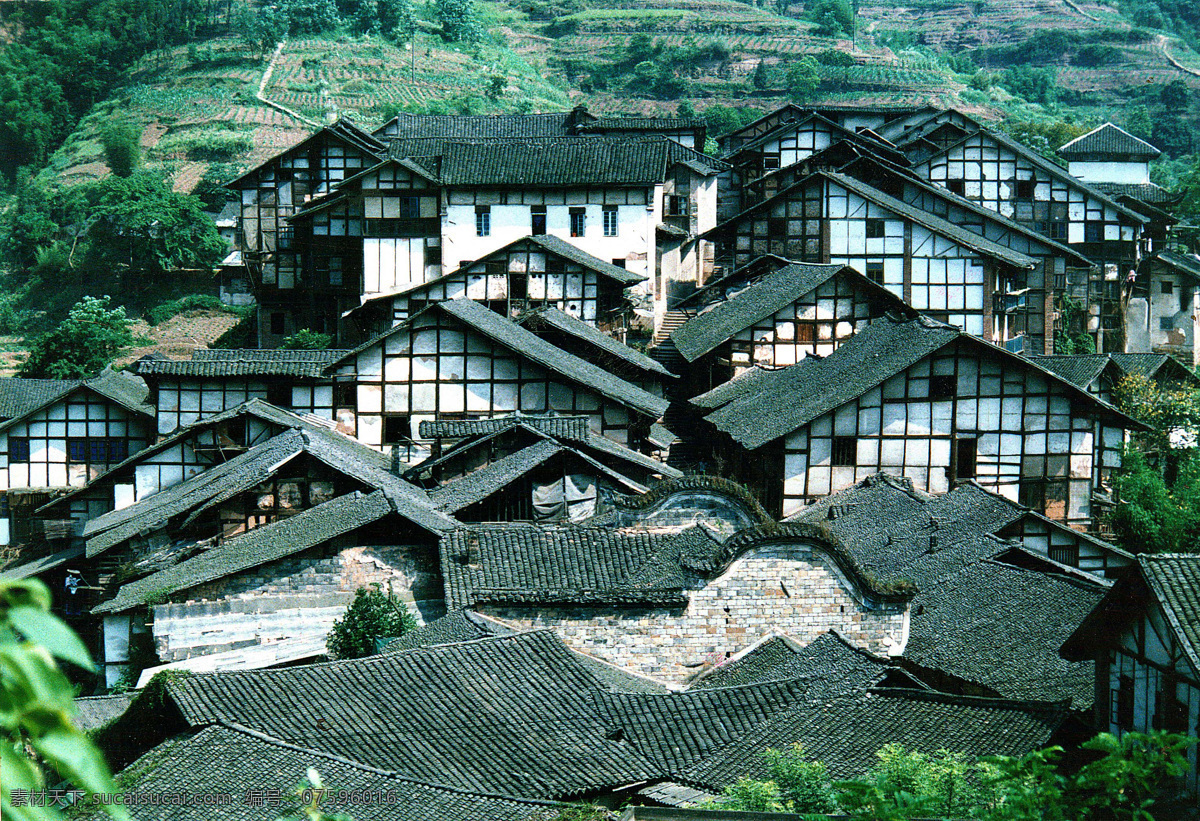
[
  {"xmin": 256, "ymin": 40, "xmax": 322, "ymax": 128},
  {"xmin": 1158, "ymin": 34, "xmax": 1200, "ymax": 78},
  {"xmin": 1061, "ymin": 0, "xmax": 1101, "ymax": 23}
]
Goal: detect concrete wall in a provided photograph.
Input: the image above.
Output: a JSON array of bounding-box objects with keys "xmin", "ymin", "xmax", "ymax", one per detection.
[{"xmin": 481, "ymin": 542, "xmax": 908, "ymax": 683}]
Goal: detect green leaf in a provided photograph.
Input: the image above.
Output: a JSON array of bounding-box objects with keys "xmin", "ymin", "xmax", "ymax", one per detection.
[
  {"xmin": 33, "ymin": 730, "xmax": 129, "ymax": 820},
  {"xmin": 8, "ymin": 607, "xmax": 94, "ymax": 671}
]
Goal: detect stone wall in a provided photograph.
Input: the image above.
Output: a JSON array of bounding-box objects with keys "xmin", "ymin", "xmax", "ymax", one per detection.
[
  {"xmin": 481, "ymin": 544, "xmax": 908, "ymax": 683},
  {"xmin": 151, "ymin": 541, "xmax": 443, "ymax": 662}
]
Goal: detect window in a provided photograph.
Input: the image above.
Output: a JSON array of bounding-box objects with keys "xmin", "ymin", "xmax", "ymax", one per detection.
[
  {"xmin": 1154, "ymin": 680, "xmax": 1189, "ymax": 734},
  {"xmin": 398, "ymin": 196, "xmax": 420, "ymax": 219},
  {"xmin": 611, "ymin": 258, "xmax": 627, "ymax": 269},
  {"xmin": 603, "ymin": 206, "xmax": 619, "ymax": 237},
  {"xmin": 9, "ymin": 438, "xmax": 29, "ymax": 462},
  {"xmin": 1160, "ymin": 316, "xmax": 1176, "ymax": 331},
  {"xmin": 831, "ymin": 436, "xmax": 857, "ymax": 466},
  {"xmin": 569, "ymin": 208, "xmax": 585, "ymax": 237},
  {"xmin": 1015, "ymin": 179, "xmax": 1035, "ymax": 199},
  {"xmin": 1113, "ymin": 674, "xmax": 1135, "ymax": 730},
  {"xmin": 945, "ymin": 179, "xmax": 965, "ymax": 196},
  {"xmin": 866, "ymin": 261, "xmax": 884, "ymax": 285},
  {"xmin": 424, "ymin": 244, "xmax": 441, "ymax": 267},
  {"xmin": 1049, "ymin": 541, "xmax": 1080, "ymax": 566},
  {"xmin": 531, "ymin": 206, "xmax": 547, "ymax": 235},
  {"xmin": 270, "ymin": 312, "xmax": 285, "ymax": 336},
  {"xmin": 382, "ymin": 414, "xmax": 412, "ymax": 445},
  {"xmin": 952, "ymin": 437, "xmax": 977, "ymax": 481},
  {"xmin": 334, "ymin": 383, "xmax": 356, "ymax": 409},
  {"xmin": 763, "ymin": 155, "xmax": 781, "ymax": 170},
  {"xmin": 327, "ymin": 257, "xmax": 343, "ymax": 287},
  {"xmin": 66, "ymin": 439, "xmax": 128, "ymax": 465},
  {"xmin": 665, "ymin": 195, "xmax": 687, "ymax": 216},
  {"xmin": 866, "ymin": 219, "xmax": 885, "ymax": 239},
  {"xmin": 1085, "ymin": 222, "xmax": 1103, "ymax": 243},
  {"xmin": 1162, "ymin": 279, "xmax": 1175, "ymax": 294},
  {"xmin": 930, "ymin": 374, "xmax": 957, "ymax": 400},
  {"xmin": 767, "ymin": 217, "xmax": 786, "ymax": 237},
  {"xmin": 266, "ymin": 383, "xmax": 291, "ymax": 407},
  {"xmin": 1049, "ymin": 222, "xmax": 1068, "ymax": 240},
  {"xmin": 475, "ymin": 206, "xmax": 491, "ymax": 237},
  {"xmin": 1182, "ymin": 284, "xmax": 1194, "ymax": 312}
]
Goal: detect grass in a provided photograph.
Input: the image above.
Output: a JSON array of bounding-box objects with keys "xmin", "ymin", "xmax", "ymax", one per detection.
[{"xmin": 146, "ymin": 294, "xmax": 251, "ymax": 326}]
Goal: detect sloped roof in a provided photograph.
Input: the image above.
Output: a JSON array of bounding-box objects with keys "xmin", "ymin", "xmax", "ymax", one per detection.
[
  {"xmin": 695, "ymin": 314, "xmax": 1141, "ymax": 450},
  {"xmin": 1139, "ymin": 554, "xmax": 1200, "ymax": 678},
  {"xmin": 154, "ymin": 631, "xmax": 660, "ymax": 798},
  {"xmin": 439, "ymin": 524, "xmax": 723, "ymax": 609},
  {"xmin": 679, "ymin": 688, "xmax": 1070, "ymax": 789},
  {"xmin": 226, "ymin": 119, "xmax": 386, "ymax": 188},
  {"xmin": 420, "ymin": 414, "xmax": 592, "ymax": 441},
  {"xmin": 1111, "ymin": 352, "xmax": 1200, "ymax": 385},
  {"xmin": 0, "ymin": 369, "xmax": 152, "ymax": 432},
  {"xmin": 73, "ymin": 693, "xmax": 135, "ymax": 733},
  {"xmin": 1094, "ymin": 182, "xmax": 1181, "ymax": 207},
  {"xmin": 378, "ymin": 111, "xmax": 574, "ymax": 139},
  {"xmin": 135, "ymin": 349, "xmax": 348, "ymax": 379},
  {"xmin": 109, "ymin": 723, "xmax": 563, "ymax": 821},
  {"xmin": 526, "ymin": 234, "xmax": 646, "ymax": 285},
  {"xmin": 82, "ymin": 427, "xmax": 454, "ymax": 557},
  {"xmin": 0, "ymin": 378, "xmax": 74, "ymax": 419},
  {"xmin": 381, "ymin": 609, "xmax": 518, "ymax": 652},
  {"xmin": 426, "ymin": 137, "xmax": 721, "ymax": 187},
  {"xmin": 336, "ymin": 300, "xmax": 668, "ymax": 418},
  {"xmin": 689, "ymin": 631, "xmax": 893, "ymax": 693},
  {"xmin": 1029, "ymin": 354, "xmax": 1112, "ymax": 390},
  {"xmin": 1151, "ymin": 249, "xmax": 1200, "ymax": 282},
  {"xmin": 94, "ymin": 491, "xmax": 398, "ymax": 614},
  {"xmin": 427, "ymin": 439, "xmax": 646, "ymax": 513},
  {"xmin": 518, "ymin": 306, "xmax": 672, "ymax": 377},
  {"xmin": 791, "ymin": 474, "xmax": 1107, "ymax": 705},
  {"xmin": 593, "ymin": 678, "xmax": 821, "ymax": 774},
  {"xmin": 671, "ymin": 263, "xmax": 908, "ymax": 362},
  {"xmin": 1058, "ymin": 123, "xmax": 1161, "ymax": 158}
]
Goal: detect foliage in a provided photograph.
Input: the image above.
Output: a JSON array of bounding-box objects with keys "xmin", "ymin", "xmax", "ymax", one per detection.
[
  {"xmin": 280, "ymin": 329, "xmax": 334, "ymax": 349},
  {"xmin": 547, "ymin": 805, "xmax": 611, "ymax": 821},
  {"xmin": 712, "ymin": 733, "xmax": 1195, "ymax": 819},
  {"xmin": 1000, "ymin": 66, "xmax": 1057, "ymax": 106},
  {"xmin": 236, "ymin": 3, "xmax": 287, "ymax": 58},
  {"xmin": 436, "ymin": 0, "xmax": 483, "ymax": 43},
  {"xmin": 702, "ymin": 105, "xmax": 764, "ymax": 140},
  {"xmin": 19, "ymin": 296, "xmax": 135, "ymax": 379},
  {"xmin": 285, "ymin": 0, "xmax": 340, "ymax": 34},
  {"xmin": 0, "ymin": 578, "xmax": 130, "ymax": 821},
  {"xmin": 100, "ymin": 121, "xmax": 141, "ymax": 177},
  {"xmin": 805, "ymin": 0, "xmax": 854, "ymax": 37},
  {"xmin": 1114, "ymin": 373, "xmax": 1200, "ymax": 455},
  {"xmin": 786, "ymin": 56, "xmax": 821, "ymax": 102},
  {"xmin": 147, "ymin": 293, "xmax": 242, "ymax": 325},
  {"xmin": 752, "ymin": 60, "xmax": 776, "ymax": 90},
  {"xmin": 326, "ymin": 586, "xmax": 417, "ymax": 659},
  {"xmin": 1053, "ymin": 296, "xmax": 1096, "ymax": 354}
]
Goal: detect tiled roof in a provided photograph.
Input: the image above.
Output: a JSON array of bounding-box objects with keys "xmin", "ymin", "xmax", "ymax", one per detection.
[
  {"xmin": 225, "ymin": 119, "xmax": 387, "ymax": 189},
  {"xmin": 381, "ymin": 609, "xmax": 517, "ymax": 652},
  {"xmin": 1058, "ymin": 123, "xmax": 1161, "ymax": 158},
  {"xmin": 82, "ymin": 426, "xmax": 455, "ymax": 558},
  {"xmin": 155, "ymin": 631, "xmax": 660, "ymax": 798},
  {"xmin": 791, "ymin": 474, "xmax": 1107, "ymax": 705},
  {"xmin": 427, "ymin": 439, "xmax": 645, "ymax": 513},
  {"xmin": 526, "ymin": 234, "xmax": 646, "ymax": 285},
  {"xmin": 439, "ymin": 524, "xmax": 722, "ymax": 609},
  {"xmin": 593, "ymin": 679, "xmax": 821, "ymax": 774},
  {"xmin": 518, "ymin": 306, "xmax": 673, "ymax": 377},
  {"xmin": 1093, "ymin": 182, "xmax": 1181, "ymax": 206},
  {"xmin": 695, "ymin": 314, "xmax": 1141, "ymax": 450},
  {"xmin": 337, "ymin": 300, "xmax": 668, "ymax": 418},
  {"xmin": 0, "ymin": 369, "xmax": 151, "ymax": 428},
  {"xmin": 689, "ymin": 631, "xmax": 893, "ymax": 693},
  {"xmin": 135, "ymin": 349, "xmax": 348, "ymax": 378},
  {"xmin": 430, "ymin": 137, "xmax": 722, "ymax": 187},
  {"xmin": 1110, "ymin": 352, "xmax": 1199, "ymax": 385},
  {"xmin": 440, "ymin": 520, "xmax": 915, "ymax": 611},
  {"xmin": 1139, "ymin": 554, "xmax": 1200, "ymax": 678},
  {"xmin": 680, "ymin": 688, "xmax": 1070, "ymax": 789},
  {"xmin": 672, "ymin": 263, "xmax": 881, "ymax": 362},
  {"xmin": 1152, "ymin": 249, "xmax": 1200, "ymax": 281},
  {"xmin": 94, "ymin": 491, "xmax": 396, "ymax": 614},
  {"xmin": 73, "ymin": 693, "xmax": 134, "ymax": 733},
  {"xmin": 379, "ymin": 112, "xmax": 574, "ymax": 139},
  {"xmin": 1029, "ymin": 354, "xmax": 1112, "ymax": 390},
  {"xmin": 107, "ymin": 723, "xmax": 563, "ymax": 821},
  {"xmin": 420, "ymin": 415, "xmax": 592, "ymax": 441}
]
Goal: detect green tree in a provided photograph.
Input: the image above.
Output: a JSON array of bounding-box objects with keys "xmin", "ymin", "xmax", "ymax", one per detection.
[
  {"xmin": 326, "ymin": 586, "xmax": 417, "ymax": 660},
  {"xmin": 379, "ymin": 0, "xmax": 417, "ymax": 40},
  {"xmin": 1161, "ymin": 79, "xmax": 1191, "ymax": 111},
  {"xmin": 786, "ymin": 56, "xmax": 821, "ymax": 101},
  {"xmin": 436, "ymin": 0, "xmax": 481, "ymax": 42},
  {"xmin": 100, "ymin": 121, "xmax": 141, "ymax": 177},
  {"xmin": 1, "ymin": 578, "xmax": 130, "ymax": 821},
  {"xmin": 280, "ymin": 329, "xmax": 334, "ymax": 349},
  {"xmin": 284, "ymin": 0, "xmax": 339, "ymax": 34},
  {"xmin": 806, "ymin": 0, "xmax": 853, "ymax": 37},
  {"xmin": 752, "ymin": 60, "xmax": 775, "ymax": 90},
  {"xmin": 236, "ymin": 3, "xmax": 286, "ymax": 58},
  {"xmin": 19, "ymin": 296, "xmax": 135, "ymax": 379},
  {"xmin": 1125, "ymin": 105, "xmax": 1153, "ymax": 142}
]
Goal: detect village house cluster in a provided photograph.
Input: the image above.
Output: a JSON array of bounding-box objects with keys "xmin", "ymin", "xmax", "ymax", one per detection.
[{"xmin": 5, "ymin": 103, "xmax": 1200, "ymax": 816}]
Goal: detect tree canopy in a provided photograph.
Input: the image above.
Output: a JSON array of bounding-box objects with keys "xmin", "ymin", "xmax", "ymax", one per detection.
[{"xmin": 18, "ymin": 296, "xmax": 135, "ymax": 380}]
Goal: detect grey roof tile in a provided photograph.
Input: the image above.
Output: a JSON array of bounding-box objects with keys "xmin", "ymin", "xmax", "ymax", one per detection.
[
  {"xmin": 381, "ymin": 609, "xmax": 517, "ymax": 652},
  {"xmin": 1058, "ymin": 123, "xmax": 1161, "ymax": 158},
  {"xmin": 0, "ymin": 378, "xmax": 75, "ymax": 419},
  {"xmin": 1139, "ymin": 554, "xmax": 1200, "ymax": 678},
  {"xmin": 518, "ymin": 306, "xmax": 672, "ymax": 377},
  {"xmin": 689, "ymin": 631, "xmax": 892, "ymax": 693},
  {"xmin": 419, "ymin": 415, "xmax": 592, "ymax": 441},
  {"xmin": 106, "ymin": 723, "xmax": 563, "ymax": 821},
  {"xmin": 152, "ymin": 631, "xmax": 661, "ymax": 798},
  {"xmin": 94, "ymin": 491, "xmax": 397, "ymax": 614},
  {"xmin": 73, "ymin": 693, "xmax": 135, "ymax": 733},
  {"xmin": 135, "ymin": 349, "xmax": 348, "ymax": 378},
  {"xmin": 1029, "ymin": 354, "xmax": 1112, "ymax": 390},
  {"xmin": 680, "ymin": 688, "xmax": 1070, "ymax": 789}
]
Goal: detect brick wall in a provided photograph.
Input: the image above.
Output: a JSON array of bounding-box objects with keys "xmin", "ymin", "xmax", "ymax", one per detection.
[
  {"xmin": 481, "ymin": 544, "xmax": 907, "ymax": 683},
  {"xmin": 151, "ymin": 542, "xmax": 443, "ymax": 662}
]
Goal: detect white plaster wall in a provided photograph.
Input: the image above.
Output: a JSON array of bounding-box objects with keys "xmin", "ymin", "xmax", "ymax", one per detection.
[{"xmin": 1068, "ymin": 160, "xmax": 1150, "ymax": 185}]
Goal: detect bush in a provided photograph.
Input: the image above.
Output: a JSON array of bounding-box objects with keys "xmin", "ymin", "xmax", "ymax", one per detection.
[
  {"xmin": 280, "ymin": 329, "xmax": 334, "ymax": 349},
  {"xmin": 326, "ymin": 586, "xmax": 417, "ymax": 659},
  {"xmin": 147, "ymin": 294, "xmax": 232, "ymax": 325},
  {"xmin": 20, "ymin": 295, "xmax": 135, "ymax": 379},
  {"xmin": 100, "ymin": 121, "xmax": 141, "ymax": 177}
]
